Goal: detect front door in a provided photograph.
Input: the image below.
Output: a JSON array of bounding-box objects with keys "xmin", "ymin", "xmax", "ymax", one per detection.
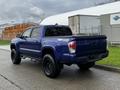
[{"xmin": 19, "ymin": 28, "xmax": 32, "ymax": 56}]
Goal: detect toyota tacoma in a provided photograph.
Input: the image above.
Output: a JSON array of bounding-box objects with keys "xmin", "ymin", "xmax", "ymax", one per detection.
[{"xmin": 10, "ymin": 25, "xmax": 108, "ymax": 78}]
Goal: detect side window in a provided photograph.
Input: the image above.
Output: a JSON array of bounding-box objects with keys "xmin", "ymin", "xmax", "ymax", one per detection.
[
  {"xmin": 31, "ymin": 28, "xmax": 40, "ymax": 38},
  {"xmin": 45, "ymin": 28, "xmax": 54, "ymax": 36},
  {"xmin": 22, "ymin": 29, "xmax": 32, "ymax": 38}
]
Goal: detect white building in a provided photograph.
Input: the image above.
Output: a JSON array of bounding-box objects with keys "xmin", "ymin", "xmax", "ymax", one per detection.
[
  {"xmin": 41, "ymin": 1, "xmax": 120, "ymax": 44},
  {"xmin": 41, "ymin": 1, "xmax": 120, "ymax": 25}
]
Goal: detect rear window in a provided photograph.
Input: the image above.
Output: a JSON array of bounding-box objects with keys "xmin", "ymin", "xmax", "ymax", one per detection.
[{"xmin": 45, "ymin": 26, "xmax": 72, "ymax": 36}]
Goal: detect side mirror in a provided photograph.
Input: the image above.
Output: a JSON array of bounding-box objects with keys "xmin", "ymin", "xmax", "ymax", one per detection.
[{"xmin": 16, "ymin": 34, "xmax": 21, "ymax": 38}]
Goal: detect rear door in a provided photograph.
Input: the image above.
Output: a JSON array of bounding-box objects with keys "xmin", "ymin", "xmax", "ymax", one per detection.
[{"xmin": 26, "ymin": 27, "xmax": 42, "ymax": 58}]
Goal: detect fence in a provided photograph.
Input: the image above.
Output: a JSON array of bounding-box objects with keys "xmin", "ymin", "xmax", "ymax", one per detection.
[
  {"xmin": 2, "ymin": 23, "xmax": 35, "ymax": 40},
  {"xmin": 77, "ymin": 26, "xmax": 102, "ymax": 35}
]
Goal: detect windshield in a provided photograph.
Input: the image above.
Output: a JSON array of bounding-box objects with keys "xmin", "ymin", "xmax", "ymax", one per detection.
[{"xmin": 45, "ymin": 26, "xmax": 72, "ymax": 36}]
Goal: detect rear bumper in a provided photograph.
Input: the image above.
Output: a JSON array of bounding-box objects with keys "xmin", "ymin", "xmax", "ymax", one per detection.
[{"xmin": 59, "ymin": 51, "xmax": 109, "ymax": 64}]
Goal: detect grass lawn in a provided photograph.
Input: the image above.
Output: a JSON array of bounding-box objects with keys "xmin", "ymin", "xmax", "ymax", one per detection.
[
  {"xmin": 0, "ymin": 40, "xmax": 10, "ymax": 45},
  {"xmin": 97, "ymin": 46, "xmax": 120, "ymax": 68}
]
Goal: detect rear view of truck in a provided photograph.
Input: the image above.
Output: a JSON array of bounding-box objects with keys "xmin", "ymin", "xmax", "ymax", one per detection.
[
  {"xmin": 42, "ymin": 25, "xmax": 108, "ymax": 78},
  {"xmin": 66, "ymin": 35, "xmax": 108, "ymax": 69}
]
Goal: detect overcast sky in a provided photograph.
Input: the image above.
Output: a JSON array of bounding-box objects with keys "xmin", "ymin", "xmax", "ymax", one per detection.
[{"xmin": 0, "ymin": 0, "xmax": 113, "ymax": 24}]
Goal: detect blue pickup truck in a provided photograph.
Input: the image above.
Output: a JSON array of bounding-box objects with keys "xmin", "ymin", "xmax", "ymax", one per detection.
[{"xmin": 10, "ymin": 25, "xmax": 108, "ymax": 78}]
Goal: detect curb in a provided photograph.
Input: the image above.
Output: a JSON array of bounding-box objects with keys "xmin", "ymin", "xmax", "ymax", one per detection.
[
  {"xmin": 94, "ymin": 64, "xmax": 120, "ymax": 73},
  {"xmin": 0, "ymin": 48, "xmax": 10, "ymax": 52}
]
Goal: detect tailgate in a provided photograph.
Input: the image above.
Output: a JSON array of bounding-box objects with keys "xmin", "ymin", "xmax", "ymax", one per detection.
[{"xmin": 75, "ymin": 35, "xmax": 107, "ymax": 57}]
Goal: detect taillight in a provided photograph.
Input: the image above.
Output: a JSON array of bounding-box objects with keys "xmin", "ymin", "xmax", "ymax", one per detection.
[{"xmin": 68, "ymin": 41, "xmax": 76, "ymax": 53}]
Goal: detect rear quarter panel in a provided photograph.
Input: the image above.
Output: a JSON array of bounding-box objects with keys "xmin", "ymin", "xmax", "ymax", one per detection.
[{"xmin": 41, "ymin": 37, "xmax": 71, "ymax": 61}]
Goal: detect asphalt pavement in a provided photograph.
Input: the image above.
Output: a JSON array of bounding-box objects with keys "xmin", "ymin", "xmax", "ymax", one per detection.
[{"xmin": 0, "ymin": 49, "xmax": 120, "ymax": 90}]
